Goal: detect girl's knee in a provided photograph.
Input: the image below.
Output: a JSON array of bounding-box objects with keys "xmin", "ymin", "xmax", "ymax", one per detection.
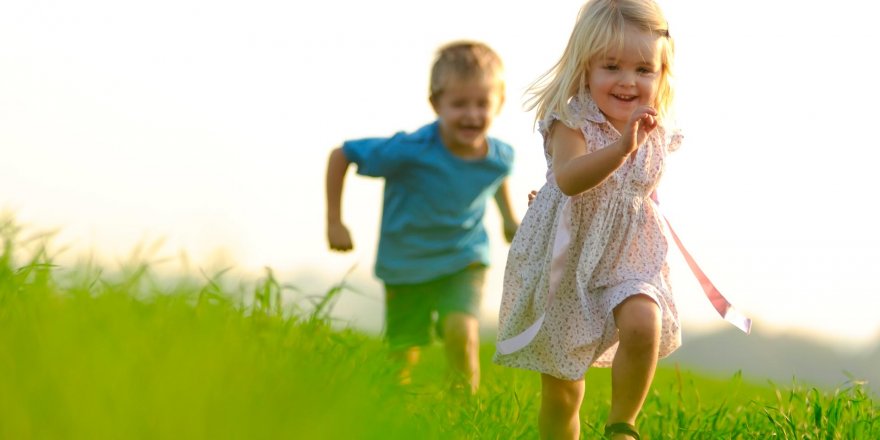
[
  {"xmin": 541, "ymin": 374, "xmax": 584, "ymax": 414},
  {"xmin": 615, "ymin": 295, "xmax": 662, "ymax": 344}
]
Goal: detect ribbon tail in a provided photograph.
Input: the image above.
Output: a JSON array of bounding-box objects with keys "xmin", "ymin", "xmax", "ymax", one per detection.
[
  {"xmin": 664, "ymin": 217, "xmax": 752, "ymax": 334},
  {"xmin": 497, "ymin": 198, "xmax": 574, "ymax": 355},
  {"xmin": 497, "ymin": 313, "xmax": 545, "ymax": 355}
]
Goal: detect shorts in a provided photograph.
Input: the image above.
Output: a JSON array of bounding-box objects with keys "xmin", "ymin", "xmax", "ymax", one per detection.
[{"xmin": 383, "ymin": 264, "xmax": 487, "ymax": 350}]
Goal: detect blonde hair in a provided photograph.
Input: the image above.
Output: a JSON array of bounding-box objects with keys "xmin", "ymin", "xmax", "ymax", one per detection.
[
  {"xmin": 526, "ymin": 0, "xmax": 675, "ymax": 125},
  {"xmin": 429, "ymin": 41, "xmax": 505, "ymax": 101}
]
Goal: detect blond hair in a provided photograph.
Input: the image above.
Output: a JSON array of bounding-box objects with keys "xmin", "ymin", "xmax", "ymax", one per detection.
[
  {"xmin": 526, "ymin": 0, "xmax": 675, "ymax": 125},
  {"xmin": 429, "ymin": 41, "xmax": 505, "ymax": 100}
]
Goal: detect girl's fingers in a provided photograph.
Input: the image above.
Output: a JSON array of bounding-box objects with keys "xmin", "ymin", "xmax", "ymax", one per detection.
[{"xmin": 639, "ymin": 113, "xmax": 657, "ymax": 130}]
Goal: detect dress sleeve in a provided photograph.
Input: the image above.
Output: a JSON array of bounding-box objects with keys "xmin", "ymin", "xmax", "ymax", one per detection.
[
  {"xmin": 658, "ymin": 125, "xmax": 684, "ymax": 153},
  {"xmin": 538, "ymin": 98, "xmax": 588, "ymax": 155},
  {"xmin": 663, "ymin": 126, "xmax": 684, "ymax": 153}
]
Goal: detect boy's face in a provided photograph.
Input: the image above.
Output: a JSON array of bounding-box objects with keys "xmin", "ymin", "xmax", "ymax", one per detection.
[{"xmin": 430, "ymin": 76, "xmax": 504, "ymax": 156}]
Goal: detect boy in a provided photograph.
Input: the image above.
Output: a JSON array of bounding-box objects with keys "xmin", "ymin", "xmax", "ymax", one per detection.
[{"xmin": 325, "ymin": 41, "xmax": 518, "ymax": 394}]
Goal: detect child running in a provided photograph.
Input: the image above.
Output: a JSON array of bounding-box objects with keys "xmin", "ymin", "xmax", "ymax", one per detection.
[
  {"xmin": 326, "ymin": 41, "xmax": 518, "ymax": 395},
  {"xmin": 494, "ymin": 0, "xmax": 683, "ymax": 438}
]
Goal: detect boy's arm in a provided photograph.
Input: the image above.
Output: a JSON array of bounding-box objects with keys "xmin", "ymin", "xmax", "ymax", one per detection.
[
  {"xmin": 326, "ymin": 146, "xmax": 354, "ymax": 251},
  {"xmin": 493, "ymin": 180, "xmax": 518, "ymax": 243}
]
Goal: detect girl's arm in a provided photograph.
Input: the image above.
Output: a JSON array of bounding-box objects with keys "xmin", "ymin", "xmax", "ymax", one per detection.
[
  {"xmin": 325, "ymin": 147, "xmax": 354, "ymax": 251},
  {"xmin": 493, "ymin": 180, "xmax": 518, "ymax": 243},
  {"xmin": 550, "ymin": 106, "xmax": 657, "ymax": 196}
]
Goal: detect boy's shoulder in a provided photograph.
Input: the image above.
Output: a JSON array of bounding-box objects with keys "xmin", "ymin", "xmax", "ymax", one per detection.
[
  {"xmin": 488, "ymin": 136, "xmax": 515, "ymax": 163},
  {"xmin": 401, "ymin": 121, "xmax": 439, "ymax": 143},
  {"xmin": 375, "ymin": 121, "xmax": 440, "ymax": 156}
]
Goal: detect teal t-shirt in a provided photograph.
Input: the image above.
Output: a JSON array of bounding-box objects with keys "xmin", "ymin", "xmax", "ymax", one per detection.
[{"xmin": 342, "ymin": 121, "xmax": 514, "ymax": 285}]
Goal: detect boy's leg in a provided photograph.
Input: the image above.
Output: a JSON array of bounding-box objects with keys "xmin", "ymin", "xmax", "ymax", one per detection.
[
  {"xmin": 441, "ymin": 312, "xmax": 480, "ymax": 394},
  {"xmin": 436, "ymin": 264, "xmax": 486, "ymax": 394},
  {"xmin": 384, "ymin": 283, "xmax": 433, "ymax": 385},
  {"xmin": 608, "ymin": 294, "xmax": 662, "ymax": 432},
  {"xmin": 539, "ymin": 373, "xmax": 585, "ymax": 440},
  {"xmin": 389, "ymin": 346, "xmax": 421, "ymax": 386}
]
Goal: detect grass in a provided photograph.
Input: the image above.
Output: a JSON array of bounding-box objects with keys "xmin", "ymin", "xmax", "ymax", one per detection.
[{"xmin": 1, "ymin": 217, "xmax": 878, "ymax": 439}]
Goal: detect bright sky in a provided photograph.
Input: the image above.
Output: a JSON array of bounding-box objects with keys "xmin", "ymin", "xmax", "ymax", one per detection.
[{"xmin": 3, "ymin": 1, "xmax": 878, "ymax": 347}]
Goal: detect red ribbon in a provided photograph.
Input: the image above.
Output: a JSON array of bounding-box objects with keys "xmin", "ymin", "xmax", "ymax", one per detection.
[{"xmin": 653, "ymin": 191, "xmax": 751, "ymax": 334}]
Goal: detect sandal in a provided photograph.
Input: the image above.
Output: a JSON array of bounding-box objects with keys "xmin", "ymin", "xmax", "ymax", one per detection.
[{"xmin": 604, "ymin": 422, "xmax": 640, "ymax": 439}]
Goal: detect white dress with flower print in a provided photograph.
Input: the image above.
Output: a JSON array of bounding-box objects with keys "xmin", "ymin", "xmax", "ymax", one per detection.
[{"xmin": 493, "ymin": 93, "xmax": 683, "ymax": 380}]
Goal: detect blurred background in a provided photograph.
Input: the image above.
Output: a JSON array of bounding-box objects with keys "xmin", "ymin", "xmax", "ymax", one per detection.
[{"xmin": 3, "ymin": 0, "xmax": 878, "ymax": 389}]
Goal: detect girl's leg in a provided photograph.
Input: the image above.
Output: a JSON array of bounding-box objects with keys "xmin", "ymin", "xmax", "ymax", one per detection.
[
  {"xmin": 442, "ymin": 312, "xmax": 480, "ymax": 394},
  {"xmin": 539, "ymin": 373, "xmax": 585, "ymax": 440},
  {"xmin": 607, "ymin": 295, "xmax": 662, "ymax": 437}
]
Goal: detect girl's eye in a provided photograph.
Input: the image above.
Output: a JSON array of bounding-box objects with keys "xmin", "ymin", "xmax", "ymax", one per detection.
[{"xmin": 604, "ymin": 65, "xmax": 618, "ymax": 71}]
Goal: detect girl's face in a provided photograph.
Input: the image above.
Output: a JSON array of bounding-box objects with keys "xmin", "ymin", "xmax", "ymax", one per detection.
[
  {"xmin": 431, "ymin": 75, "xmax": 504, "ymax": 157},
  {"xmin": 587, "ymin": 25, "xmax": 664, "ymax": 133}
]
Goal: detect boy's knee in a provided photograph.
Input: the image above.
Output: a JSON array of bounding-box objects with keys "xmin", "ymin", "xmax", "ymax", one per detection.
[{"xmin": 443, "ymin": 313, "xmax": 479, "ymax": 346}]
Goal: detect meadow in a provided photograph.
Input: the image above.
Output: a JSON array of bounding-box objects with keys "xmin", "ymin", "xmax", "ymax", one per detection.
[{"xmin": 1, "ymin": 217, "xmax": 877, "ymax": 439}]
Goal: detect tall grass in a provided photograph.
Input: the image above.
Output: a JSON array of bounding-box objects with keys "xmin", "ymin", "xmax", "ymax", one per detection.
[{"xmin": 1, "ymin": 217, "xmax": 877, "ymax": 439}]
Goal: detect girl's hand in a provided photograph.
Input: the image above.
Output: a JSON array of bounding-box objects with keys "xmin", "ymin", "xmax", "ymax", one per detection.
[
  {"xmin": 618, "ymin": 106, "xmax": 658, "ymax": 156},
  {"xmin": 527, "ymin": 190, "xmax": 538, "ymax": 207},
  {"xmin": 327, "ymin": 222, "xmax": 354, "ymax": 252}
]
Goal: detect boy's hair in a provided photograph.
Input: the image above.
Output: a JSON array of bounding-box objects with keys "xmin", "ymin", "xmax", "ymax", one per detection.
[
  {"xmin": 526, "ymin": 0, "xmax": 675, "ymax": 125},
  {"xmin": 429, "ymin": 41, "xmax": 505, "ymax": 100}
]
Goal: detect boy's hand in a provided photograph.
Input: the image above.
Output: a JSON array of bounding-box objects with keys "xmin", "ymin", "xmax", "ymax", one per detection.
[
  {"xmin": 618, "ymin": 106, "xmax": 658, "ymax": 156},
  {"xmin": 327, "ymin": 222, "xmax": 354, "ymax": 252}
]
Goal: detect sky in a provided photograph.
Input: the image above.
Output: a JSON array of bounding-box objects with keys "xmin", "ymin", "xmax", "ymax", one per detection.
[{"xmin": 3, "ymin": 0, "xmax": 879, "ymax": 348}]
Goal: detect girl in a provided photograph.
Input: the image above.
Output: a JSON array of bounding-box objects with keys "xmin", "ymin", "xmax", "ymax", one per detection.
[{"xmin": 495, "ymin": 0, "xmax": 682, "ymax": 438}]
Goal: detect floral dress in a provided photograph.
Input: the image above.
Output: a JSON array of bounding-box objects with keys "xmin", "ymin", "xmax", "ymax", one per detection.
[{"xmin": 493, "ymin": 93, "xmax": 683, "ymax": 380}]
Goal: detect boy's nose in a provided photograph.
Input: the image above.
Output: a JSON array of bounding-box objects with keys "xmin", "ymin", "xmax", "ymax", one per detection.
[{"xmin": 465, "ymin": 105, "xmax": 484, "ymax": 119}]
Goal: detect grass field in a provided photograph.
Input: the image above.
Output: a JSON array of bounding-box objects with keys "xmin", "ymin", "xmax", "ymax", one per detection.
[{"xmin": 1, "ymin": 219, "xmax": 877, "ymax": 439}]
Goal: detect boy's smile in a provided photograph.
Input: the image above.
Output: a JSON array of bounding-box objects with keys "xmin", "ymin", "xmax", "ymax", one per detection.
[{"xmin": 431, "ymin": 76, "xmax": 504, "ymax": 158}]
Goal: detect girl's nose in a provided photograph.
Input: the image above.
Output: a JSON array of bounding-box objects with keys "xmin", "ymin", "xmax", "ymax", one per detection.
[{"xmin": 619, "ymin": 71, "xmax": 636, "ymax": 86}]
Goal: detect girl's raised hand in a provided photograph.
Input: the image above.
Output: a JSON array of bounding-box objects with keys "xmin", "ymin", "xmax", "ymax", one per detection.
[{"xmin": 619, "ymin": 106, "xmax": 658, "ymax": 156}]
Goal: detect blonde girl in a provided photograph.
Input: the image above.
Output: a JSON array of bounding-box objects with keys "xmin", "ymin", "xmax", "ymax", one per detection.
[{"xmin": 494, "ymin": 1, "xmax": 681, "ymax": 438}]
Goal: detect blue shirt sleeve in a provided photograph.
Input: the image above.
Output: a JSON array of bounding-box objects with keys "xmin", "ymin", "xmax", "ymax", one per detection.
[{"xmin": 342, "ymin": 132, "xmax": 409, "ymax": 178}]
